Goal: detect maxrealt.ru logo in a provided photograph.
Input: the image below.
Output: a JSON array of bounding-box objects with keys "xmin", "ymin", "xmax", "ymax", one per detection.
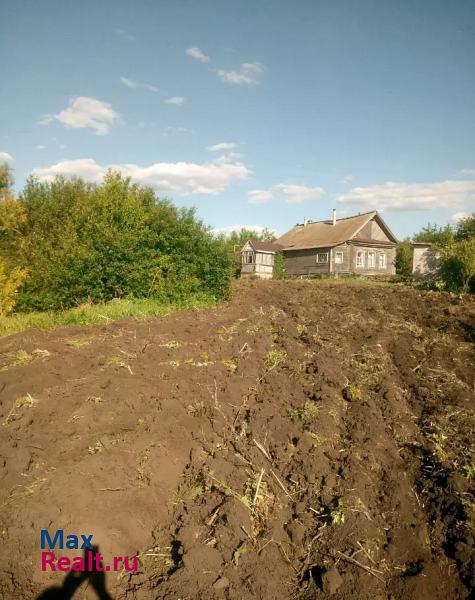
[{"xmin": 40, "ymin": 530, "xmax": 138, "ymax": 572}]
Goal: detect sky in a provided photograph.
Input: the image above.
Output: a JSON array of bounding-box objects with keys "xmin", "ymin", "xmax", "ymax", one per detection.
[{"xmin": 1, "ymin": 0, "xmax": 474, "ymax": 239}]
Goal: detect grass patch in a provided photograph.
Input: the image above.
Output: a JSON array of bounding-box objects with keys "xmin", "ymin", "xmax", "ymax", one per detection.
[
  {"xmin": 0, "ymin": 295, "xmax": 217, "ymax": 337},
  {"xmin": 288, "ymin": 400, "xmax": 319, "ymax": 422}
]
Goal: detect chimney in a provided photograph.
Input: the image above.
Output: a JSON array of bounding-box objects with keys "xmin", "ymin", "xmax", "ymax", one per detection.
[{"xmin": 332, "ymin": 208, "xmax": 336, "ymax": 226}]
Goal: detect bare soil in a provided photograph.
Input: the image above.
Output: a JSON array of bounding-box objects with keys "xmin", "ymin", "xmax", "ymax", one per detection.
[{"xmin": 1, "ymin": 280, "xmax": 474, "ymax": 600}]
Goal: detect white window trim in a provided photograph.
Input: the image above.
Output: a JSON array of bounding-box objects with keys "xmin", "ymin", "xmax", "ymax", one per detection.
[
  {"xmin": 334, "ymin": 251, "xmax": 344, "ymax": 264},
  {"xmin": 356, "ymin": 250, "xmax": 365, "ymax": 268},
  {"xmin": 316, "ymin": 252, "xmax": 329, "ymax": 264},
  {"xmin": 378, "ymin": 253, "xmax": 387, "ymax": 269},
  {"xmin": 368, "ymin": 251, "xmax": 375, "ymax": 268}
]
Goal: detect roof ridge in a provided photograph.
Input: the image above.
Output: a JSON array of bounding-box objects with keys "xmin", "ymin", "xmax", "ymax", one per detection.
[{"xmin": 295, "ymin": 210, "xmax": 376, "ymax": 227}]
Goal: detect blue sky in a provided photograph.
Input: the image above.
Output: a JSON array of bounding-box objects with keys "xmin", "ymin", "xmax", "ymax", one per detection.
[{"xmin": 1, "ymin": 0, "xmax": 474, "ymax": 239}]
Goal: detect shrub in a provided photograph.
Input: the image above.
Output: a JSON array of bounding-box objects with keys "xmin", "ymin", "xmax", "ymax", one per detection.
[
  {"xmin": 0, "ymin": 260, "xmax": 27, "ymax": 316},
  {"xmin": 11, "ymin": 172, "xmax": 233, "ymax": 311},
  {"xmin": 439, "ymin": 238, "xmax": 475, "ymax": 293},
  {"xmin": 273, "ymin": 250, "xmax": 285, "ymax": 280}
]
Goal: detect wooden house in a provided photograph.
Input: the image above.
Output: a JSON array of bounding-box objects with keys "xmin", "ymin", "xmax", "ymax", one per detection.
[
  {"xmin": 274, "ymin": 210, "xmax": 398, "ymax": 277},
  {"xmin": 240, "ymin": 240, "xmax": 283, "ymax": 279}
]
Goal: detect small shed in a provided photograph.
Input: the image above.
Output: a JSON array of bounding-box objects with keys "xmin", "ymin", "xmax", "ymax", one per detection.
[
  {"xmin": 240, "ymin": 240, "xmax": 283, "ymax": 279},
  {"xmin": 412, "ymin": 243, "xmax": 440, "ymax": 278}
]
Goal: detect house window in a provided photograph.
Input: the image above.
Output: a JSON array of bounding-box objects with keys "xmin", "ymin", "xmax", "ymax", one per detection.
[
  {"xmin": 368, "ymin": 251, "xmax": 375, "ymax": 268},
  {"xmin": 334, "ymin": 251, "xmax": 343, "ymax": 264},
  {"xmin": 244, "ymin": 251, "xmax": 255, "ymax": 264},
  {"xmin": 316, "ymin": 253, "xmax": 329, "ymax": 263},
  {"xmin": 378, "ymin": 253, "xmax": 387, "ymax": 268},
  {"xmin": 356, "ymin": 250, "xmax": 365, "ymax": 268}
]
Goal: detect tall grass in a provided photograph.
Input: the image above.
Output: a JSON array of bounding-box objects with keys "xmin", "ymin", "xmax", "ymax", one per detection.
[{"xmin": 0, "ymin": 295, "xmax": 217, "ymax": 337}]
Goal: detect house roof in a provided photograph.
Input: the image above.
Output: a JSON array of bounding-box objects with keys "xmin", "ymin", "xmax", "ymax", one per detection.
[
  {"xmin": 247, "ymin": 240, "xmax": 284, "ymax": 253},
  {"xmin": 275, "ymin": 211, "xmax": 397, "ymax": 251}
]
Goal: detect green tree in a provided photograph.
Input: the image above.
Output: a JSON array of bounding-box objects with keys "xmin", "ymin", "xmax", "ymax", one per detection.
[
  {"xmin": 413, "ymin": 222, "xmax": 454, "ymax": 246},
  {"xmin": 439, "ymin": 238, "xmax": 475, "ymax": 293},
  {"xmin": 9, "ymin": 172, "xmax": 232, "ymax": 311},
  {"xmin": 454, "ymin": 213, "xmax": 475, "ymax": 241},
  {"xmin": 0, "ymin": 163, "xmax": 28, "ymax": 314},
  {"xmin": 395, "ymin": 240, "xmax": 413, "ymax": 277}
]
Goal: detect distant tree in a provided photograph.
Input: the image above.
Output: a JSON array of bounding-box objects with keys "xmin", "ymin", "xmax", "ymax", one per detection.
[
  {"xmin": 395, "ymin": 240, "xmax": 413, "ymax": 277},
  {"xmin": 454, "ymin": 213, "xmax": 475, "ymax": 241},
  {"xmin": 220, "ymin": 227, "xmax": 276, "ymax": 251},
  {"xmin": 413, "ymin": 222, "xmax": 454, "ymax": 246}
]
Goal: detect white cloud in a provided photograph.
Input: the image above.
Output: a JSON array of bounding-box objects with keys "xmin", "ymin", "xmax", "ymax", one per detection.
[
  {"xmin": 276, "ymin": 184, "xmax": 325, "ymax": 204},
  {"xmin": 212, "ymin": 224, "xmax": 276, "ymax": 237},
  {"xmin": 0, "ymin": 152, "xmax": 13, "ymax": 162},
  {"xmin": 338, "ymin": 180, "xmax": 475, "ymax": 211},
  {"xmin": 186, "ymin": 47, "xmax": 210, "ymax": 63},
  {"xmin": 207, "ymin": 142, "xmax": 236, "ymax": 152},
  {"xmin": 44, "ymin": 97, "xmax": 119, "ymax": 135},
  {"xmin": 31, "ymin": 157, "xmax": 250, "ymax": 195},
  {"xmin": 142, "ymin": 83, "xmax": 159, "ymax": 92},
  {"xmin": 248, "ymin": 189, "xmax": 274, "ymax": 205},
  {"xmin": 216, "ymin": 62, "xmax": 264, "ymax": 85},
  {"xmin": 114, "ymin": 28, "xmax": 136, "ymax": 42},
  {"xmin": 452, "ymin": 211, "xmax": 469, "ymax": 222},
  {"xmin": 460, "ymin": 168, "xmax": 475, "ymax": 176},
  {"xmin": 164, "ymin": 96, "xmax": 186, "ymax": 106},
  {"xmin": 120, "ymin": 77, "xmax": 136, "ymax": 89},
  {"xmin": 120, "ymin": 77, "xmax": 159, "ymax": 92},
  {"xmin": 35, "ymin": 145, "xmax": 46, "ymax": 150}
]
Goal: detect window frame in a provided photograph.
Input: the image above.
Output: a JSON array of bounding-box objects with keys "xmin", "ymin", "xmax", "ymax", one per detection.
[
  {"xmin": 378, "ymin": 253, "xmax": 387, "ymax": 269},
  {"xmin": 356, "ymin": 250, "xmax": 365, "ymax": 268},
  {"xmin": 334, "ymin": 251, "xmax": 344, "ymax": 265},
  {"xmin": 243, "ymin": 251, "xmax": 255, "ymax": 265},
  {"xmin": 368, "ymin": 251, "xmax": 375, "ymax": 268},
  {"xmin": 316, "ymin": 252, "xmax": 329, "ymax": 264}
]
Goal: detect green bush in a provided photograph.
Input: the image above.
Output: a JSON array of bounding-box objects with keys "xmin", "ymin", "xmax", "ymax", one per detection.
[
  {"xmin": 273, "ymin": 250, "xmax": 285, "ymax": 279},
  {"xmin": 439, "ymin": 238, "xmax": 475, "ymax": 293},
  {"xmin": 8, "ymin": 172, "xmax": 232, "ymax": 311}
]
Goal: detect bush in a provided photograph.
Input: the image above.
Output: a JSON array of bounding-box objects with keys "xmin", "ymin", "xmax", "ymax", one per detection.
[
  {"xmin": 8, "ymin": 172, "xmax": 233, "ymax": 311},
  {"xmin": 395, "ymin": 240, "xmax": 413, "ymax": 277},
  {"xmin": 439, "ymin": 239, "xmax": 475, "ymax": 293},
  {"xmin": 0, "ymin": 260, "xmax": 27, "ymax": 316},
  {"xmin": 273, "ymin": 251, "xmax": 285, "ymax": 279}
]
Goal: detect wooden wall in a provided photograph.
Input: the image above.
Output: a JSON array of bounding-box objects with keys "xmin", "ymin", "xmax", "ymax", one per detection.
[
  {"xmin": 283, "ymin": 243, "xmax": 396, "ymax": 277},
  {"xmin": 241, "ymin": 250, "xmax": 275, "ymax": 279},
  {"xmin": 283, "ymin": 248, "xmax": 331, "ymax": 277}
]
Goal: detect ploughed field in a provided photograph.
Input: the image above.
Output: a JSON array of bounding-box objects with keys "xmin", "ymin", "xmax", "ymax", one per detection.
[{"xmin": 1, "ymin": 280, "xmax": 474, "ymax": 600}]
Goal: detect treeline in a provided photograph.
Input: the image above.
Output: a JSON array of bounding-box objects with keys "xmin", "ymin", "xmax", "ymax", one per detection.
[
  {"xmin": 0, "ymin": 165, "xmax": 238, "ymax": 315},
  {"xmin": 396, "ymin": 217, "xmax": 475, "ymax": 292}
]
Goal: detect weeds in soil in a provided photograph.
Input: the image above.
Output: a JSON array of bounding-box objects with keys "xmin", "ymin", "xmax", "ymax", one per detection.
[
  {"xmin": 88, "ymin": 440, "xmax": 105, "ymax": 455},
  {"xmin": 2, "ymin": 393, "xmax": 39, "ymax": 426},
  {"xmin": 0, "ymin": 349, "xmax": 34, "ymax": 370},
  {"xmin": 222, "ymin": 358, "xmax": 238, "ymax": 373},
  {"xmin": 66, "ymin": 336, "xmax": 96, "ymax": 349},
  {"xmin": 4, "ymin": 478, "xmax": 47, "ymax": 506},
  {"xmin": 288, "ymin": 401, "xmax": 319, "ymax": 422},
  {"xmin": 343, "ymin": 383, "xmax": 362, "ymax": 402},
  {"xmin": 265, "ymin": 349, "xmax": 287, "ymax": 369}
]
